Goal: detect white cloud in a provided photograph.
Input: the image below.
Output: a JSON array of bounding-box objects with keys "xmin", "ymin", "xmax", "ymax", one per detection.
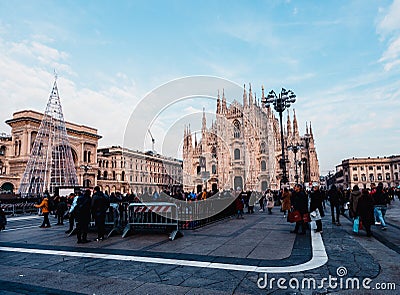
[
  {"xmin": 377, "ymin": 0, "xmax": 400, "ymax": 71},
  {"xmin": 0, "ymin": 37, "xmax": 140, "ymax": 150}
]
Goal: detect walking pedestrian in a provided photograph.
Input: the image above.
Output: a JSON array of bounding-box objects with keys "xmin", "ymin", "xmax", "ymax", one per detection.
[
  {"xmin": 75, "ymin": 189, "xmax": 92, "ymax": 244},
  {"xmin": 310, "ymin": 185, "xmax": 325, "ymax": 233},
  {"xmin": 373, "ymin": 182, "xmax": 388, "ymax": 230},
  {"xmin": 281, "ymin": 188, "xmax": 291, "ymax": 218},
  {"xmin": 91, "ymin": 186, "xmax": 109, "ymax": 241},
  {"xmin": 266, "ymin": 189, "xmax": 274, "ymax": 214},
  {"xmin": 328, "ymin": 185, "xmax": 342, "ymax": 226},
  {"xmin": 235, "ymin": 189, "xmax": 245, "ymax": 219},
  {"xmin": 349, "ymin": 185, "xmax": 361, "ymax": 219},
  {"xmin": 65, "ymin": 193, "xmax": 77, "ymax": 234},
  {"xmin": 290, "ymin": 184, "xmax": 308, "ymax": 235},
  {"xmin": 0, "ymin": 206, "xmax": 7, "ymax": 231},
  {"xmin": 56, "ymin": 197, "xmax": 68, "ymax": 225},
  {"xmin": 357, "ymin": 189, "xmax": 375, "ymax": 237},
  {"xmin": 35, "ymin": 194, "xmax": 51, "ymax": 228}
]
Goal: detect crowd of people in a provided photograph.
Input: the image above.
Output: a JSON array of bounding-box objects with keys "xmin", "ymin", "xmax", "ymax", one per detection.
[
  {"xmin": 233, "ymin": 181, "xmax": 397, "ymax": 237},
  {"xmin": 35, "ymin": 186, "xmax": 111, "ymax": 243}
]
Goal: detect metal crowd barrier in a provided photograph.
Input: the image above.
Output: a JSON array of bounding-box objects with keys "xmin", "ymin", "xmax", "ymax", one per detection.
[
  {"xmin": 177, "ymin": 197, "xmax": 236, "ymax": 230},
  {"xmin": 0, "ymin": 203, "xmax": 38, "ymax": 215},
  {"xmin": 122, "ymin": 202, "xmax": 183, "ymax": 240}
]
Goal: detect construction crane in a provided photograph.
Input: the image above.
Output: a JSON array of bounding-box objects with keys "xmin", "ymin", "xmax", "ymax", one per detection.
[{"xmin": 147, "ymin": 129, "xmax": 155, "ymax": 153}]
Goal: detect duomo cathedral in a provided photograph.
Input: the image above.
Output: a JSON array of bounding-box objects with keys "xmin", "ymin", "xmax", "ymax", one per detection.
[{"xmin": 183, "ymin": 84, "xmax": 320, "ymax": 192}]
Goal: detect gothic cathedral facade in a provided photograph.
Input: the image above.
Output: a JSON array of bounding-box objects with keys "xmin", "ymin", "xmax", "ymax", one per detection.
[{"xmin": 183, "ymin": 85, "xmax": 320, "ymax": 192}]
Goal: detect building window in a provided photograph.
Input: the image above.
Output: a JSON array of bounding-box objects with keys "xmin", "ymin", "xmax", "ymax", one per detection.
[
  {"xmin": 395, "ymin": 164, "xmax": 398, "ymax": 169},
  {"xmin": 211, "ymin": 164, "xmax": 216, "ymax": 174},
  {"xmin": 261, "ymin": 160, "xmax": 266, "ymax": 171},
  {"xmin": 233, "ymin": 120, "xmax": 241, "ymax": 138},
  {"xmin": 369, "ymin": 166, "xmax": 373, "ymax": 171},
  {"xmin": 83, "ymin": 151, "xmax": 87, "ymax": 162},
  {"xmin": 360, "ymin": 166, "xmax": 364, "ymax": 171},
  {"xmin": 385, "ymin": 165, "xmax": 390, "ymax": 170},
  {"xmin": 103, "ymin": 171, "xmax": 108, "ymax": 179},
  {"xmin": 377, "ymin": 173, "xmax": 382, "ymax": 180},
  {"xmin": 260, "ymin": 142, "xmax": 266, "ymax": 154},
  {"xmin": 112, "ymin": 171, "xmax": 116, "ymax": 180},
  {"xmin": 386, "ymin": 173, "xmax": 390, "ymax": 181},
  {"xmin": 377, "ymin": 166, "xmax": 381, "ymax": 170},
  {"xmin": 121, "ymin": 171, "xmax": 125, "ymax": 181},
  {"xmin": 353, "ymin": 174, "xmax": 358, "ymax": 181},
  {"xmin": 352, "ymin": 167, "xmax": 357, "ymax": 171},
  {"xmin": 361, "ymin": 174, "xmax": 366, "ymax": 181},
  {"xmin": 395, "ymin": 172, "xmax": 399, "ymax": 180},
  {"xmin": 369, "ymin": 174, "xmax": 374, "ymax": 181},
  {"xmin": 234, "ymin": 148, "xmax": 240, "ymax": 160}
]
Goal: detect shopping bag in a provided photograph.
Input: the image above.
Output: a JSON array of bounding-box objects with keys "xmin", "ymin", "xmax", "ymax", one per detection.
[
  {"xmin": 353, "ymin": 217, "xmax": 359, "ymax": 233},
  {"xmin": 302, "ymin": 213, "xmax": 311, "ymax": 223},
  {"xmin": 310, "ymin": 220, "xmax": 317, "ymax": 230},
  {"xmin": 288, "ymin": 210, "xmax": 302, "ymax": 223},
  {"xmin": 310, "ymin": 209, "xmax": 321, "ymax": 221}
]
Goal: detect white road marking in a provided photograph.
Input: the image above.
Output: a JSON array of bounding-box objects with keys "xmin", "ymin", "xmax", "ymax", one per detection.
[
  {"xmin": 2, "ymin": 225, "xmax": 41, "ymax": 232},
  {"xmin": 0, "ymin": 231, "xmax": 328, "ymax": 273},
  {"xmin": 7, "ymin": 215, "xmax": 40, "ymax": 221}
]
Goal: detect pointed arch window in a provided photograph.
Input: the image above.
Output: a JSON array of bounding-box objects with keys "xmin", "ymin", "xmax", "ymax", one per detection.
[
  {"xmin": 261, "ymin": 160, "xmax": 266, "ymax": 171},
  {"xmin": 234, "ymin": 148, "xmax": 240, "ymax": 160},
  {"xmin": 233, "ymin": 120, "xmax": 241, "ymax": 138},
  {"xmin": 260, "ymin": 142, "xmax": 266, "ymax": 154}
]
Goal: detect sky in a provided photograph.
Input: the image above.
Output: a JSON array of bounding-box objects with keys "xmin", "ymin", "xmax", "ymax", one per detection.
[{"xmin": 0, "ymin": 0, "xmax": 399, "ymax": 175}]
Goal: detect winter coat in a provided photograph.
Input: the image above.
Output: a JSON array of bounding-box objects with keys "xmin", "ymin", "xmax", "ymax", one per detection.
[
  {"xmin": 281, "ymin": 191, "xmax": 291, "ymax": 211},
  {"xmin": 310, "ymin": 190, "xmax": 325, "ymax": 217},
  {"xmin": 328, "ymin": 187, "xmax": 342, "ymax": 206},
  {"xmin": 266, "ymin": 193, "xmax": 274, "ymax": 208},
  {"xmin": 75, "ymin": 194, "xmax": 92, "ymax": 223},
  {"xmin": 291, "ymin": 190, "xmax": 308, "ymax": 214},
  {"xmin": 91, "ymin": 191, "xmax": 109, "ymax": 217},
  {"xmin": 349, "ymin": 190, "xmax": 361, "ymax": 216},
  {"xmin": 235, "ymin": 196, "xmax": 244, "ymax": 211},
  {"xmin": 356, "ymin": 193, "xmax": 375, "ymax": 227},
  {"xmin": 35, "ymin": 198, "xmax": 49, "ymax": 213}
]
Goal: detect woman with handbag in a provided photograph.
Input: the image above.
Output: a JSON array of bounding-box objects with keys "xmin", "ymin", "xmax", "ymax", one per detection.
[
  {"xmin": 310, "ymin": 185, "xmax": 325, "ymax": 233},
  {"xmin": 290, "ymin": 184, "xmax": 308, "ymax": 235}
]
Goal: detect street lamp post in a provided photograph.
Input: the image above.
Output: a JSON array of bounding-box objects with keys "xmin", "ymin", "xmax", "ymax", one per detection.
[
  {"xmin": 288, "ymin": 143, "xmax": 303, "ymax": 184},
  {"xmin": 262, "ymin": 88, "xmax": 296, "ymax": 186}
]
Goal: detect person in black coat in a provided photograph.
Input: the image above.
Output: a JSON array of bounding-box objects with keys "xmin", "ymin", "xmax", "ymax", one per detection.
[
  {"xmin": 290, "ymin": 184, "xmax": 308, "ymax": 235},
  {"xmin": 328, "ymin": 184, "xmax": 342, "ymax": 226},
  {"xmin": 91, "ymin": 186, "xmax": 109, "ymax": 241},
  {"xmin": 310, "ymin": 185, "xmax": 325, "ymax": 233},
  {"xmin": 75, "ymin": 189, "xmax": 92, "ymax": 244},
  {"xmin": 357, "ymin": 189, "xmax": 375, "ymax": 237}
]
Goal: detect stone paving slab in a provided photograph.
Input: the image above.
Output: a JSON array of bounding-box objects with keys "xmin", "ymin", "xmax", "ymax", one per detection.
[{"xmin": 2, "ymin": 203, "xmax": 399, "ymax": 294}]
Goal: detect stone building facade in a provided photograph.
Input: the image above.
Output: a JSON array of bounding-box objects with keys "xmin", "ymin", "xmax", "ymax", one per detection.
[
  {"xmin": 1, "ymin": 110, "xmax": 183, "ymax": 195},
  {"xmin": 333, "ymin": 156, "xmax": 400, "ymax": 189},
  {"xmin": 183, "ymin": 85, "xmax": 320, "ymax": 192},
  {"xmin": 97, "ymin": 146, "xmax": 183, "ymax": 195},
  {"xmin": 0, "ymin": 110, "xmax": 101, "ymax": 193}
]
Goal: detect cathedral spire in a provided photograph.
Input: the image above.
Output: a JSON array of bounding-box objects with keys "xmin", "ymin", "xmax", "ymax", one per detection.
[
  {"xmin": 309, "ymin": 121, "xmax": 313, "ymax": 137},
  {"xmin": 287, "ymin": 110, "xmax": 292, "ymax": 139},
  {"xmin": 202, "ymin": 107, "xmax": 206, "ymax": 131},
  {"xmin": 306, "ymin": 121, "xmax": 309, "ymax": 135},
  {"xmin": 243, "ymin": 84, "xmax": 247, "ymax": 107},
  {"xmin": 217, "ymin": 89, "xmax": 221, "ymax": 114},
  {"xmin": 248, "ymin": 83, "xmax": 253, "ymax": 106},
  {"xmin": 293, "ymin": 109, "xmax": 299, "ymax": 138},
  {"xmin": 222, "ymin": 88, "xmax": 227, "ymax": 113}
]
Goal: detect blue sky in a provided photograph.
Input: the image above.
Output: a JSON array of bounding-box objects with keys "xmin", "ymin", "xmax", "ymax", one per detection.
[{"xmin": 0, "ymin": 0, "xmax": 399, "ymax": 174}]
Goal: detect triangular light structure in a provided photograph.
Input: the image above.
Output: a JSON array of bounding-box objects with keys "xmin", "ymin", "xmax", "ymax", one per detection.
[{"xmin": 18, "ymin": 79, "xmax": 78, "ymax": 197}]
